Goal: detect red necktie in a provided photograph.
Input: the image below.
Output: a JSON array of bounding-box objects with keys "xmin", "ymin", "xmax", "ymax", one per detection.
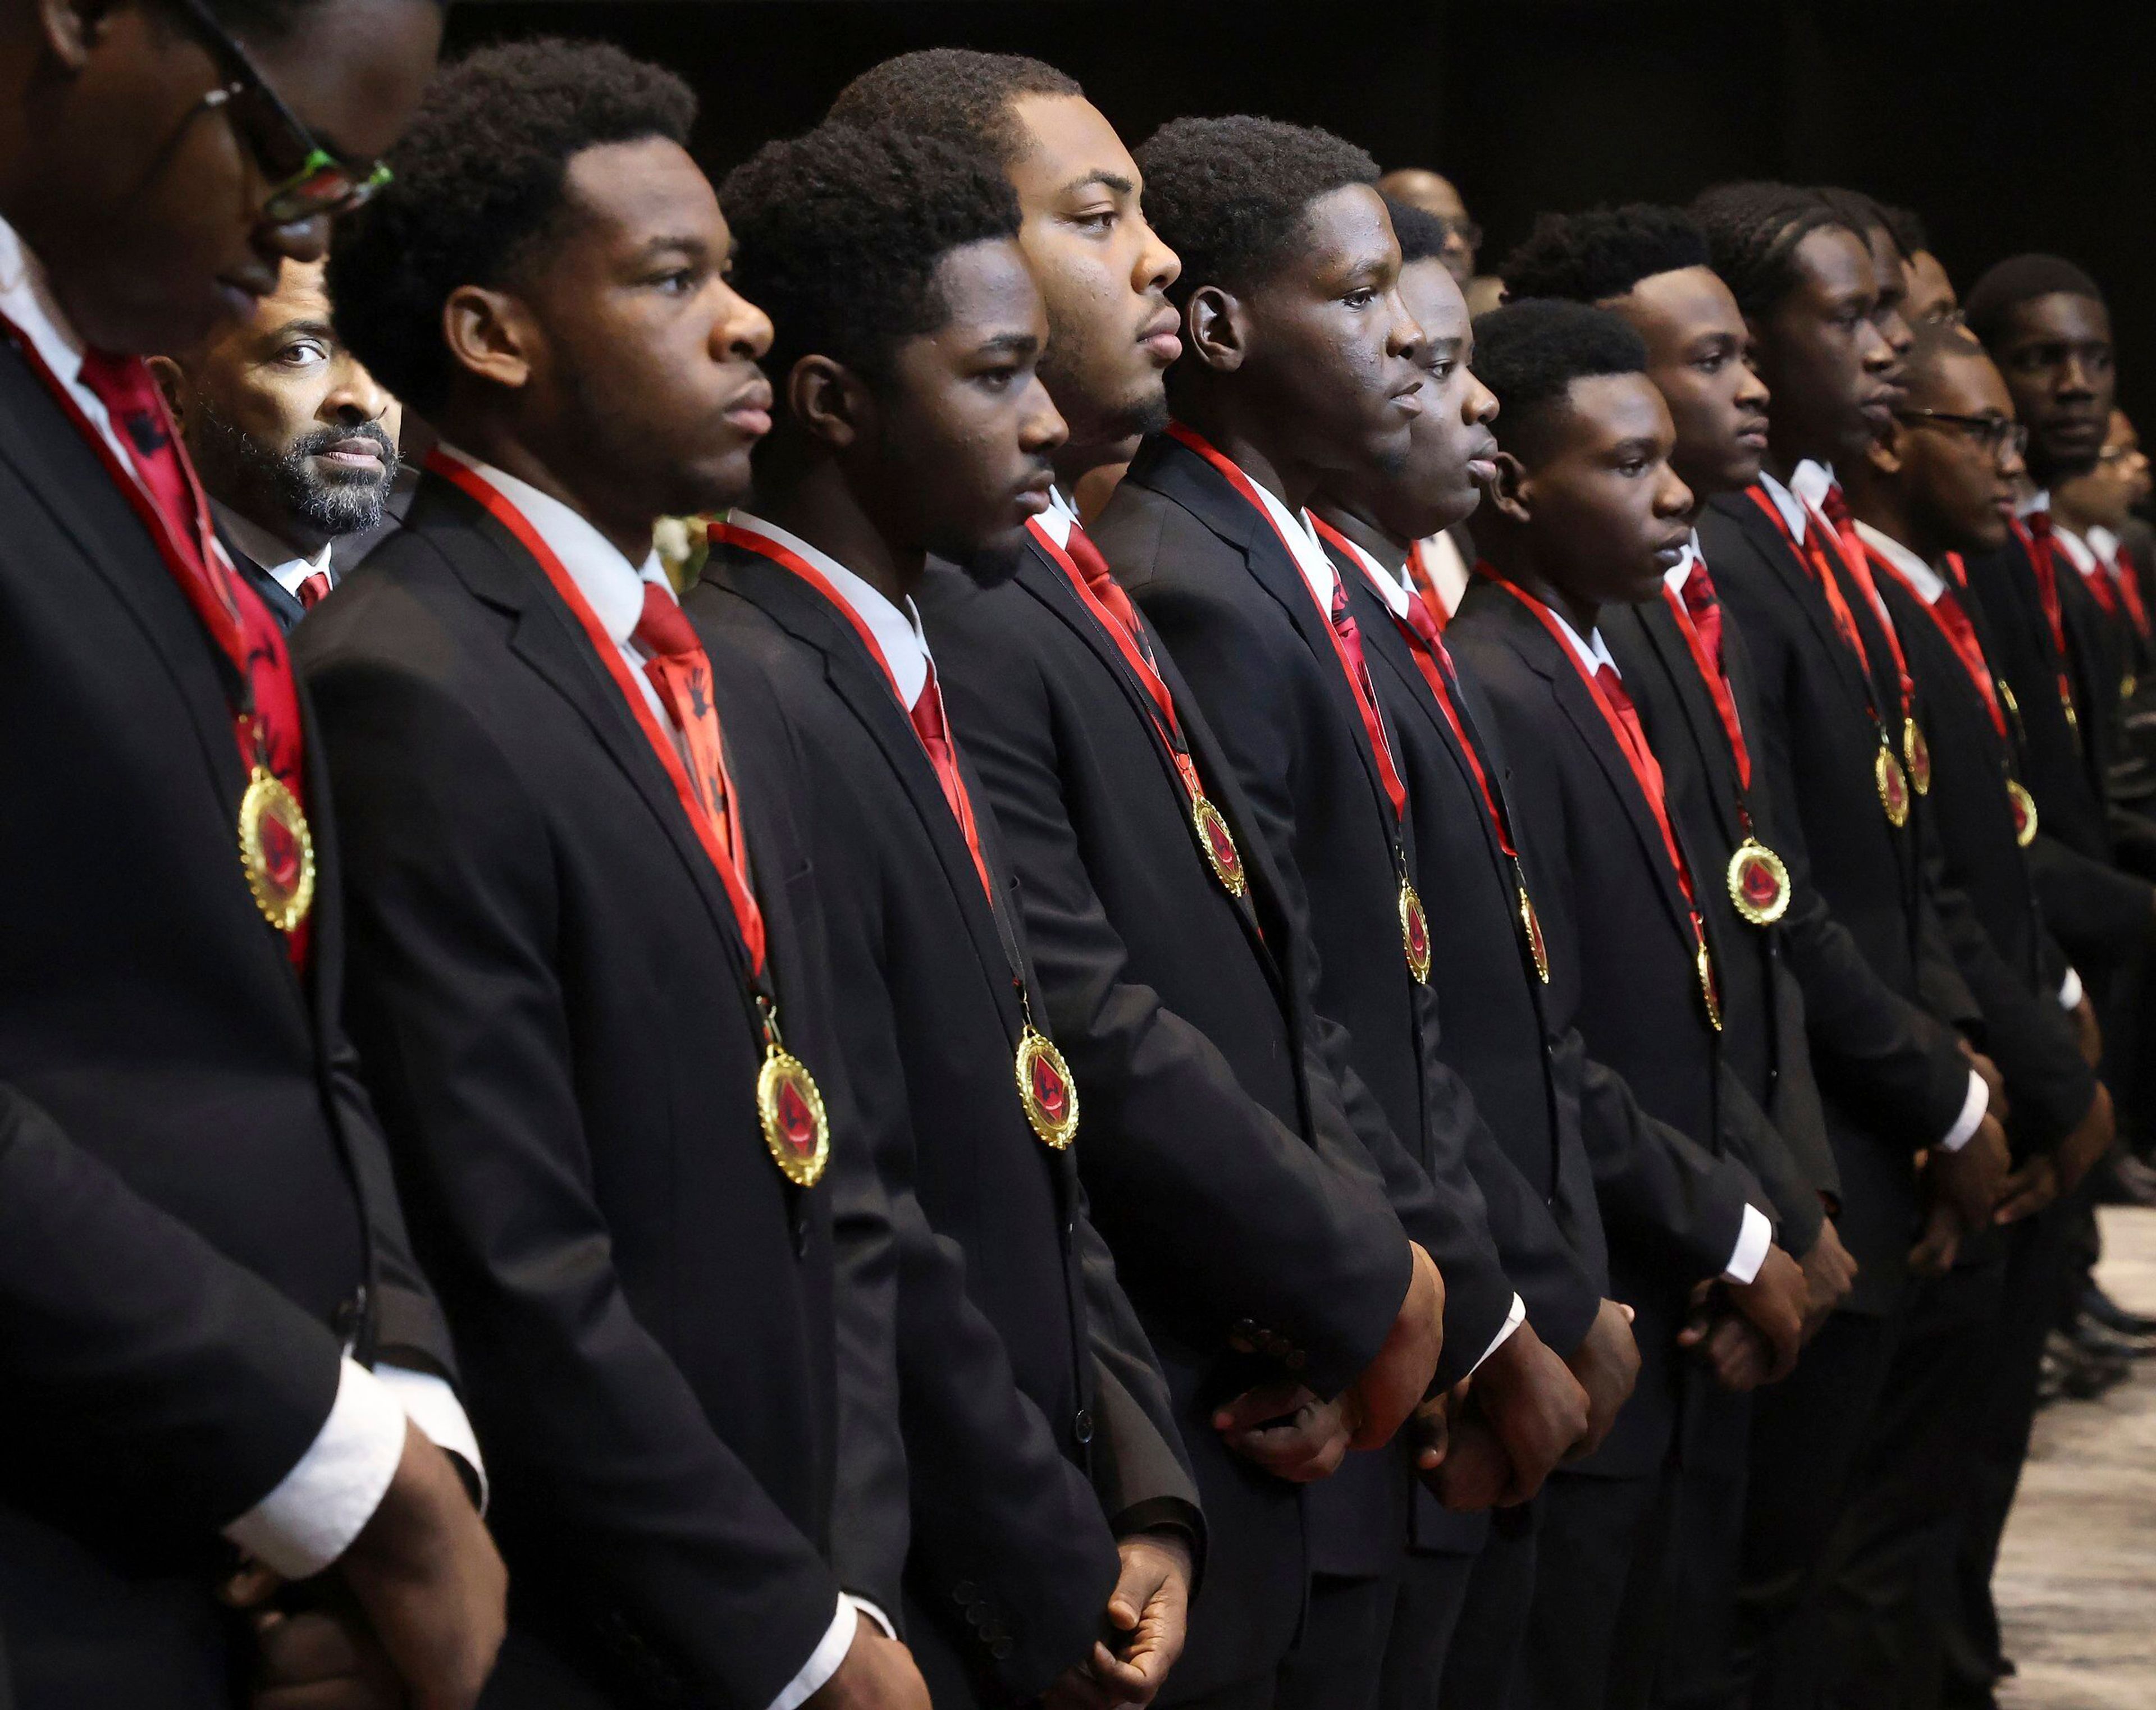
[
  {"xmin": 907, "ymin": 659, "xmax": 993, "ymax": 896},
  {"xmin": 296, "ymin": 570, "xmax": 332, "ymax": 609},
  {"xmin": 1065, "ymin": 523, "xmax": 1144, "ymax": 643},
  {"xmin": 1678, "ymin": 559, "xmax": 1725, "ymax": 677},
  {"xmin": 632, "ymin": 581, "xmax": 737, "ymax": 850},
  {"xmin": 1328, "ymin": 568, "xmax": 1380, "ymax": 706}
]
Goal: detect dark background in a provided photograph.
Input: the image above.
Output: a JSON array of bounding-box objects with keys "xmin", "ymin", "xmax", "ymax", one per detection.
[{"xmin": 450, "ymin": 1, "xmax": 2156, "ymax": 424}]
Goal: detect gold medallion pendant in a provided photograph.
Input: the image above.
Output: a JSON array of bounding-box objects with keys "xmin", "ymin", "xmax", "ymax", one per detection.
[
  {"xmin": 1876, "ymin": 744, "xmax": 1911, "ymax": 828},
  {"xmin": 1904, "ymin": 717, "xmax": 1932, "ymax": 796},
  {"xmin": 1697, "ymin": 941, "xmax": 1723, "ymax": 1031},
  {"xmin": 1400, "ymin": 877, "xmax": 1432, "ymax": 985},
  {"xmin": 1191, "ymin": 792, "xmax": 1248, "ymax": 898},
  {"xmin": 757, "ymin": 1045, "xmax": 830, "ymax": 1186},
  {"xmin": 1726, "ymin": 838, "xmax": 1792, "ymax": 927},
  {"xmin": 1518, "ymin": 886, "xmax": 1550, "ymax": 983},
  {"xmin": 2008, "ymin": 780, "xmax": 2039, "ymax": 848},
  {"xmin": 1016, "ymin": 1026, "xmax": 1080, "ymax": 1150},
  {"xmin": 237, "ymin": 765, "xmax": 316, "ymax": 933}
]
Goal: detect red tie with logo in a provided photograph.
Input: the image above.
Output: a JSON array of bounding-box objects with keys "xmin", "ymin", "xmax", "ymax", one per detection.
[
  {"xmin": 1679, "ymin": 560, "xmax": 1725, "ymax": 677},
  {"xmin": 632, "ymin": 582, "xmax": 737, "ymax": 848},
  {"xmin": 908, "ymin": 658, "xmax": 993, "ymax": 896},
  {"xmin": 1328, "ymin": 566, "xmax": 1383, "ymax": 708}
]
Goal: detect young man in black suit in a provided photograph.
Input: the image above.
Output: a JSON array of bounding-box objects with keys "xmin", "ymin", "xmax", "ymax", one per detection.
[
  {"xmin": 824, "ymin": 54, "xmax": 1459, "ymax": 1709},
  {"xmin": 1832, "ymin": 319, "xmax": 2115, "ymax": 1710},
  {"xmin": 1098, "ymin": 114, "xmax": 1599, "ymax": 1707},
  {"xmin": 1688, "ymin": 182, "xmax": 2011, "ymax": 1709},
  {"xmin": 313, "ymin": 44, "xmax": 928, "ymax": 1710},
  {"xmin": 0, "ymin": 2, "xmax": 505, "ymax": 1706},
  {"xmin": 151, "ymin": 257, "xmax": 401, "ymax": 629},
  {"xmin": 695, "ymin": 121, "xmax": 1199, "ymax": 1710},
  {"xmin": 1446, "ymin": 301, "xmax": 1801, "ymax": 1710},
  {"xmin": 1303, "ymin": 207, "xmax": 1642, "ymax": 1710}
]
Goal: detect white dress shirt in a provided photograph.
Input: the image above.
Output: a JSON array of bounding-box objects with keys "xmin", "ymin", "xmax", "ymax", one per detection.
[
  {"xmin": 0, "ymin": 212, "xmax": 485, "ymax": 1580},
  {"xmin": 214, "ymin": 499, "xmax": 335, "ymax": 600},
  {"xmin": 1413, "ymin": 529, "xmax": 1473, "ymax": 618},
  {"xmin": 728, "ymin": 511, "xmax": 935, "ymax": 712}
]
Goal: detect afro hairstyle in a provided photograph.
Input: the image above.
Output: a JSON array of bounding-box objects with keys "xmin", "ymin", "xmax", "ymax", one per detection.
[
  {"xmin": 720, "ymin": 121, "xmax": 1021, "ymax": 392},
  {"xmin": 1135, "ymin": 116, "xmax": 1378, "ymax": 307},
  {"xmin": 1689, "ymin": 181, "xmax": 1854, "ymax": 321},
  {"xmin": 1471, "ymin": 298, "xmax": 1650, "ymax": 461},
  {"xmin": 1384, "ymin": 196, "xmax": 1455, "ymax": 269},
  {"xmin": 1963, "ymin": 254, "xmax": 2107, "ymax": 349},
  {"xmin": 823, "ymin": 48, "xmax": 1082, "ymax": 166},
  {"xmin": 1497, "ymin": 204, "xmax": 1710, "ymax": 305},
  {"xmin": 326, "ymin": 39, "xmax": 695, "ymax": 418}
]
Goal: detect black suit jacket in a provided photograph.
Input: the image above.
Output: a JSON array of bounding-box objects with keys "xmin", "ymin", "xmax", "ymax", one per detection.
[
  {"xmin": 1098, "ymin": 433, "xmax": 1515, "ymax": 1575},
  {"xmin": 297, "ymin": 473, "xmax": 867, "ymax": 1709},
  {"xmin": 1697, "ymin": 491, "xmax": 1979, "ymax": 1311},
  {"xmin": 1962, "ymin": 522, "xmax": 2155, "ymax": 964},
  {"xmin": 1872, "ymin": 569, "xmax": 2097, "ymax": 1153},
  {"xmin": 0, "ymin": 339, "xmax": 452, "ymax": 1706},
  {"xmin": 1601, "ymin": 592, "xmax": 1833, "ymax": 1255},
  {"xmin": 918, "ymin": 533, "xmax": 1417, "ymax": 1693},
  {"xmin": 691, "ymin": 543, "xmax": 1194, "ymax": 1702},
  {"xmin": 1447, "ymin": 579, "xmax": 1762, "ymax": 1479},
  {"xmin": 218, "ymin": 532, "xmax": 309, "ymax": 634}
]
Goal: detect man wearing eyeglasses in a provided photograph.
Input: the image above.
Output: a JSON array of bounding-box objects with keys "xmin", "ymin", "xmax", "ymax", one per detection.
[{"xmin": 0, "ymin": 3, "xmax": 505, "ymax": 1709}]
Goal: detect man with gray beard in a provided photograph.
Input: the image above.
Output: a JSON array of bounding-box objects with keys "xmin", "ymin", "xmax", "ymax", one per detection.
[{"xmin": 152, "ymin": 255, "xmax": 402, "ymax": 628}]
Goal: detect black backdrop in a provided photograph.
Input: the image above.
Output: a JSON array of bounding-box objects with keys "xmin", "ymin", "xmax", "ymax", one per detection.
[{"xmin": 447, "ymin": 1, "xmax": 2155, "ymax": 426}]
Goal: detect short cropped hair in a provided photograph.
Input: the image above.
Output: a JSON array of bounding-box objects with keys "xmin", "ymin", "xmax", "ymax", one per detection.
[
  {"xmin": 1498, "ymin": 204, "xmax": 1709, "ymax": 305},
  {"xmin": 1963, "ymin": 254, "xmax": 2107, "ymax": 348},
  {"xmin": 721, "ymin": 122, "xmax": 1021, "ymax": 388},
  {"xmin": 1689, "ymin": 181, "xmax": 1853, "ymax": 321},
  {"xmin": 327, "ymin": 39, "xmax": 696, "ymax": 417},
  {"xmin": 1136, "ymin": 116, "xmax": 1377, "ymax": 307},
  {"xmin": 823, "ymin": 48, "xmax": 1081, "ymax": 166},
  {"xmin": 1471, "ymin": 298, "xmax": 1649, "ymax": 460},
  {"xmin": 1384, "ymin": 196, "xmax": 1454, "ymax": 269}
]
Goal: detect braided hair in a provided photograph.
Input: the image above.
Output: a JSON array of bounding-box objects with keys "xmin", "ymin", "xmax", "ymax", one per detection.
[{"xmin": 1688, "ymin": 181, "xmax": 1852, "ymax": 321}]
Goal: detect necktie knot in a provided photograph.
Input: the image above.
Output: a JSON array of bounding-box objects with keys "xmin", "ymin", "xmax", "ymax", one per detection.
[
  {"xmin": 633, "ymin": 581, "xmax": 701, "ymax": 659},
  {"xmin": 909, "ymin": 663, "xmax": 949, "ymax": 744},
  {"xmin": 1820, "ymin": 484, "xmax": 1854, "ymax": 533},
  {"xmin": 2027, "ymin": 510, "xmax": 2054, "ymax": 544},
  {"xmin": 296, "ymin": 569, "xmax": 333, "ymax": 610}
]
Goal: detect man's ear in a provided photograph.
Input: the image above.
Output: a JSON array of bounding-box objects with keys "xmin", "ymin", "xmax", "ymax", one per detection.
[
  {"xmin": 442, "ymin": 285, "xmax": 538, "ymax": 394},
  {"xmin": 39, "ymin": 0, "xmax": 105, "ymax": 71},
  {"xmin": 144, "ymin": 354, "xmax": 188, "ymax": 436},
  {"xmin": 787, "ymin": 354, "xmax": 873, "ymax": 452},
  {"xmin": 1488, "ymin": 449, "xmax": 1533, "ymax": 525},
  {"xmin": 1865, "ymin": 419, "xmax": 1906, "ymax": 478},
  {"xmin": 1186, "ymin": 286, "xmax": 1248, "ymax": 375}
]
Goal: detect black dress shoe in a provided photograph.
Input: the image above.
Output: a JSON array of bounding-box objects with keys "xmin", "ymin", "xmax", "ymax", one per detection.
[
  {"xmin": 2083, "ymin": 1282, "xmax": 2156, "ymax": 1338},
  {"xmin": 2048, "ymin": 1330, "xmax": 2132, "ymax": 1400},
  {"xmin": 2072, "ymin": 1315, "xmax": 2156, "ymax": 1360}
]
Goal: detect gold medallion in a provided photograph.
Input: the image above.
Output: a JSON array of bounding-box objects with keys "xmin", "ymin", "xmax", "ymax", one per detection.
[
  {"xmin": 1904, "ymin": 716, "xmax": 1932, "ymax": 796},
  {"xmin": 238, "ymin": 765, "xmax": 316, "ymax": 933},
  {"xmin": 1876, "ymin": 744, "xmax": 1910, "ymax": 828},
  {"xmin": 1400, "ymin": 877, "xmax": 1432, "ymax": 985},
  {"xmin": 757, "ymin": 1044, "xmax": 830, "ymax": 1186},
  {"xmin": 1726, "ymin": 838, "xmax": 1792, "ymax": 927},
  {"xmin": 1697, "ymin": 940, "xmax": 1723, "ymax": 1032},
  {"xmin": 2125, "ymin": 672, "xmax": 2139, "ymax": 701},
  {"xmin": 1016, "ymin": 1026, "xmax": 1080, "ymax": 1149},
  {"xmin": 1191, "ymin": 792, "xmax": 1248, "ymax": 898},
  {"xmin": 2008, "ymin": 779, "xmax": 2039, "ymax": 848},
  {"xmin": 1519, "ymin": 886, "xmax": 1550, "ymax": 984}
]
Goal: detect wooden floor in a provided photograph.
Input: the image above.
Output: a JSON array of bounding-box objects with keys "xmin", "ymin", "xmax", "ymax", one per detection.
[{"xmin": 1994, "ymin": 1206, "xmax": 2156, "ymax": 1710}]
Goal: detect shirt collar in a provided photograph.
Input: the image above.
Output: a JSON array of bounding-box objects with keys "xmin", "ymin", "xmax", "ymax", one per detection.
[
  {"xmin": 1213, "ymin": 460, "xmax": 1335, "ymax": 605},
  {"xmin": 729, "ymin": 509, "xmax": 933, "ymax": 710},
  {"xmin": 213, "ymin": 499, "xmax": 333, "ymax": 595},
  {"xmin": 1852, "ymin": 518, "xmax": 1947, "ymax": 603},
  {"xmin": 435, "ymin": 442, "xmax": 668, "ymax": 648},
  {"xmin": 2086, "ymin": 524, "xmax": 2121, "ymax": 567},
  {"xmin": 2016, "ymin": 488, "xmax": 2051, "ymax": 519},
  {"xmin": 1034, "ymin": 486, "xmax": 1079, "ymax": 550},
  {"xmin": 1316, "ymin": 519, "xmax": 1414, "ymax": 618},
  {"xmin": 1549, "ymin": 603, "xmax": 1619, "ymax": 678},
  {"xmin": 1755, "ymin": 468, "xmax": 1808, "ymax": 544},
  {"xmin": 1662, "ymin": 528, "xmax": 1705, "ymax": 593},
  {"xmin": 2049, "ymin": 519, "xmax": 2099, "ymax": 577}
]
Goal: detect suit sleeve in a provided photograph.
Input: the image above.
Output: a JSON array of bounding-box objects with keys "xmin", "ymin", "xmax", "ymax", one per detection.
[
  {"xmin": 2027, "ymin": 831, "xmax": 2155, "ymax": 962},
  {"xmin": 1125, "ymin": 539, "xmax": 1514, "ymax": 1387},
  {"xmin": 1716, "ymin": 1063, "xmax": 1824, "ymax": 1257},
  {"xmin": 0, "ymin": 1081, "xmax": 345, "ymax": 1539},
  {"xmin": 307, "ymin": 664, "xmax": 842, "ymax": 1710}
]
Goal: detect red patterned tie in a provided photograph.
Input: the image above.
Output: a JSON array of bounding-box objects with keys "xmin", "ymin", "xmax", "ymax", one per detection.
[
  {"xmin": 632, "ymin": 581, "xmax": 735, "ymax": 848},
  {"xmin": 1679, "ymin": 559, "xmax": 1725, "ymax": 676},
  {"xmin": 1328, "ymin": 567, "xmax": 1382, "ymax": 710},
  {"xmin": 908, "ymin": 659, "xmax": 993, "ymax": 895}
]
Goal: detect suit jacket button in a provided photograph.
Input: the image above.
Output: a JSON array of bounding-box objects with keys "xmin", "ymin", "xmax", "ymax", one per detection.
[
  {"xmin": 953, "ymin": 1580, "xmax": 979, "ymax": 1604},
  {"xmin": 1074, "ymin": 1408, "xmax": 1094, "ymax": 1446},
  {"xmin": 990, "ymin": 1637, "xmax": 1015, "ymax": 1661}
]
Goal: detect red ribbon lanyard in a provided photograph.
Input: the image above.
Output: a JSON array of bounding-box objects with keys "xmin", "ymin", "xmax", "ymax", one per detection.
[
  {"xmin": 1406, "ymin": 536, "xmax": 1454, "ymax": 630},
  {"xmin": 1746, "ymin": 486, "xmax": 1876, "ymax": 677},
  {"xmin": 714, "ymin": 519, "xmax": 993, "ymax": 900},
  {"xmin": 1660, "ymin": 579, "xmax": 1754, "ymax": 797},
  {"xmin": 432, "ymin": 451, "xmax": 768, "ymax": 974},
  {"xmin": 2009, "ymin": 513, "xmax": 2084, "ymax": 730},
  {"xmin": 1865, "ymin": 546, "xmax": 2007, "ymax": 742},
  {"xmin": 1308, "ymin": 513, "xmax": 1519, "ymax": 859},
  {"xmin": 1814, "ymin": 505, "xmax": 1916, "ymax": 721},
  {"xmin": 1488, "ymin": 573, "xmax": 1709, "ymax": 939},
  {"xmin": 1165, "ymin": 421, "xmax": 1410, "ymax": 824}
]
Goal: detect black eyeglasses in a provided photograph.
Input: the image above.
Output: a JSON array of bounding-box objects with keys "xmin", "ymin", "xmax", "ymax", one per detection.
[
  {"xmin": 1895, "ymin": 408, "xmax": 2028, "ymax": 463},
  {"xmin": 172, "ymin": 0, "xmax": 392, "ymax": 225}
]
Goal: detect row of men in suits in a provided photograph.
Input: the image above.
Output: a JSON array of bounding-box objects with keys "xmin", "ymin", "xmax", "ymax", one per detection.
[{"xmin": 6, "ymin": 11, "xmax": 2150, "ymax": 1710}]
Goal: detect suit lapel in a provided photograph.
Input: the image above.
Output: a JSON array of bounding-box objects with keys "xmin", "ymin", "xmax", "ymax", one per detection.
[
  {"xmin": 1727, "ymin": 492, "xmax": 1884, "ymax": 724},
  {"xmin": 1631, "ymin": 600, "xmax": 1748, "ymax": 851}
]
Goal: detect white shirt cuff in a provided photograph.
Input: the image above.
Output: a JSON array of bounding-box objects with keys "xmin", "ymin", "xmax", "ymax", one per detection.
[
  {"xmin": 2059, "ymin": 967, "xmax": 2085, "ymax": 1012},
  {"xmin": 376, "ymin": 1365, "xmax": 488, "ymax": 1512},
  {"xmin": 1467, "ymin": 1293, "xmax": 1528, "ymax": 1375},
  {"xmin": 1937, "ymin": 1069, "xmax": 1990, "ymax": 1153},
  {"xmin": 846, "ymin": 1595, "xmax": 897, "ymax": 1642},
  {"xmin": 1723, "ymin": 1204, "xmax": 1774, "ymax": 1284},
  {"xmin": 770, "ymin": 1597, "xmax": 858, "ymax": 1710},
  {"xmin": 222, "ymin": 1355, "xmax": 406, "ymax": 1580}
]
